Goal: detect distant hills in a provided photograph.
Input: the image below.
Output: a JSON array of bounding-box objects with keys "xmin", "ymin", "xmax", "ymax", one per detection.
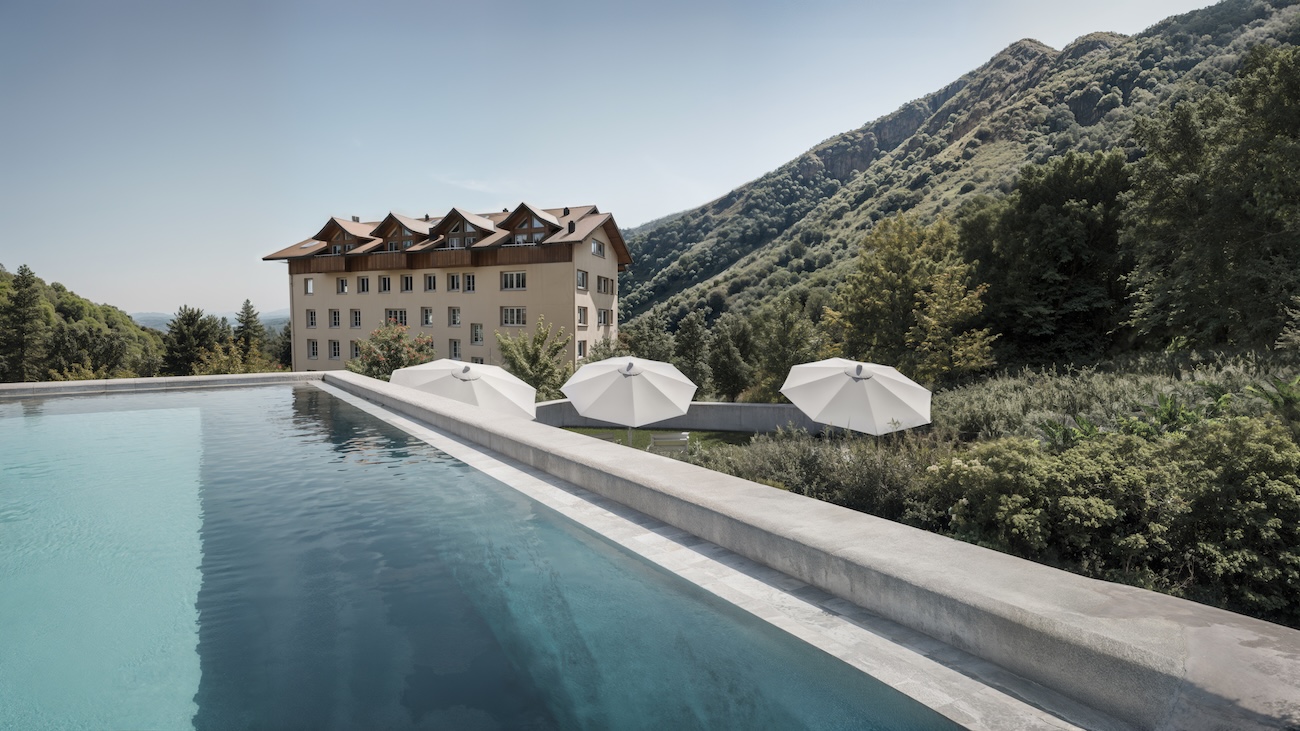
[
  {"xmin": 620, "ymin": 0, "xmax": 1300, "ymax": 323},
  {"xmin": 131, "ymin": 308, "xmax": 289, "ymax": 332}
]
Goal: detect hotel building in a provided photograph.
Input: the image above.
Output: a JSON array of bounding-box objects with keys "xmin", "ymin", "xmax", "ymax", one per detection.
[{"xmin": 264, "ymin": 203, "xmax": 630, "ymax": 372}]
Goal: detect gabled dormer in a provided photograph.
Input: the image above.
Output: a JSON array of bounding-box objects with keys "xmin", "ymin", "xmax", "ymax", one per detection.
[
  {"xmin": 371, "ymin": 212, "xmax": 438, "ymax": 253},
  {"xmin": 499, "ymin": 202, "xmax": 560, "ymax": 246},
  {"xmin": 309, "ymin": 216, "xmax": 379, "ymax": 256},
  {"xmin": 426, "ymin": 207, "xmax": 498, "ymax": 249}
]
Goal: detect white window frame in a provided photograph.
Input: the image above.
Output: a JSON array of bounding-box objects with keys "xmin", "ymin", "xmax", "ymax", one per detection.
[
  {"xmin": 424, "ymin": 274, "xmax": 437, "ymax": 291},
  {"xmin": 306, "ymin": 309, "xmax": 317, "ymax": 328},
  {"xmin": 358, "ymin": 276, "xmax": 370, "ymax": 293},
  {"xmin": 385, "ymin": 308, "xmax": 407, "ymax": 326},
  {"xmin": 449, "ymin": 339, "xmax": 462, "ymax": 360},
  {"xmin": 379, "ymin": 276, "xmax": 392, "ymax": 293},
  {"xmin": 350, "ymin": 340, "xmax": 360, "ymax": 359},
  {"xmin": 464, "ymin": 274, "xmax": 476, "ymax": 293},
  {"xmin": 470, "ymin": 323, "xmax": 484, "ymax": 345},
  {"xmin": 422, "ymin": 307, "xmax": 435, "ymax": 327},
  {"xmin": 448, "ymin": 273, "xmax": 461, "ymax": 291},
  {"xmin": 577, "ymin": 340, "xmax": 587, "ymax": 359},
  {"xmin": 501, "ymin": 271, "xmax": 526, "ymax": 290},
  {"xmin": 350, "ymin": 309, "xmax": 362, "ymax": 328},
  {"xmin": 400, "ymin": 275, "xmax": 414, "ymax": 292},
  {"xmin": 501, "ymin": 307, "xmax": 526, "ymax": 327},
  {"xmin": 598, "ymin": 308, "xmax": 613, "ymax": 326},
  {"xmin": 337, "ymin": 278, "xmax": 348, "ymax": 294},
  {"xmin": 576, "ymin": 270, "xmax": 588, "ymax": 289},
  {"xmin": 577, "ymin": 306, "xmax": 588, "ymax": 326},
  {"xmin": 304, "ymin": 278, "xmax": 314, "ymax": 295},
  {"xmin": 307, "ymin": 339, "xmax": 318, "ymax": 359},
  {"xmin": 448, "ymin": 307, "xmax": 461, "ymax": 327},
  {"xmin": 329, "ymin": 309, "xmax": 340, "ymax": 328},
  {"xmin": 591, "ymin": 239, "xmax": 605, "ymax": 257},
  {"xmin": 329, "ymin": 340, "xmax": 340, "ymax": 360}
]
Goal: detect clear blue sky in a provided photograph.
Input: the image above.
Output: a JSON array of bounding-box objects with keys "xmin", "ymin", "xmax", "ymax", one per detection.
[{"xmin": 0, "ymin": 0, "xmax": 1212, "ymax": 316}]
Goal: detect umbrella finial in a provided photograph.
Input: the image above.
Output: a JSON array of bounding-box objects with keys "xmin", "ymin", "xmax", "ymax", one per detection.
[
  {"xmin": 845, "ymin": 363, "xmax": 873, "ymax": 381},
  {"xmin": 619, "ymin": 360, "xmax": 644, "ymax": 377},
  {"xmin": 451, "ymin": 364, "xmax": 481, "ymax": 381}
]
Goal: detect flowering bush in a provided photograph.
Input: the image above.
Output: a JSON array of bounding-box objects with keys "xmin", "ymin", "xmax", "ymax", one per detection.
[{"xmin": 346, "ymin": 321, "xmax": 436, "ymax": 381}]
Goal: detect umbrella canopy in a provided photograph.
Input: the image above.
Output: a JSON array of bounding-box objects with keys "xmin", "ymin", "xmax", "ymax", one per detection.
[
  {"xmin": 561, "ymin": 357, "xmax": 697, "ymax": 428},
  {"xmin": 780, "ymin": 358, "xmax": 930, "ymax": 435},
  {"xmin": 390, "ymin": 359, "xmax": 537, "ymax": 419}
]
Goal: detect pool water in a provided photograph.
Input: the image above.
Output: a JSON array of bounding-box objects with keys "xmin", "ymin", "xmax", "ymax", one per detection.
[{"xmin": 0, "ymin": 385, "xmax": 959, "ymax": 731}]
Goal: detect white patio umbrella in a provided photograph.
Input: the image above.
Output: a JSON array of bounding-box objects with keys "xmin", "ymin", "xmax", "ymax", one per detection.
[
  {"xmin": 780, "ymin": 358, "xmax": 930, "ymax": 435},
  {"xmin": 561, "ymin": 357, "xmax": 697, "ymax": 444},
  {"xmin": 390, "ymin": 359, "xmax": 537, "ymax": 420}
]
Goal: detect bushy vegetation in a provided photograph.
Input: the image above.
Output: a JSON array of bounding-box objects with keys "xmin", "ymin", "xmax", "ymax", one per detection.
[
  {"xmin": 346, "ymin": 321, "xmax": 437, "ymax": 381},
  {"xmin": 495, "ymin": 316, "xmax": 573, "ymax": 400},
  {"xmin": 688, "ymin": 356, "xmax": 1300, "ymax": 627}
]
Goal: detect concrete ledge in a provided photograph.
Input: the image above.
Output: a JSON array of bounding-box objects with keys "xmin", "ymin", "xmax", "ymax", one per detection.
[
  {"xmin": 325, "ymin": 370, "xmax": 1300, "ymax": 731},
  {"xmin": 536, "ymin": 398, "xmax": 824, "ymax": 433},
  {"xmin": 0, "ymin": 371, "xmax": 323, "ymax": 399}
]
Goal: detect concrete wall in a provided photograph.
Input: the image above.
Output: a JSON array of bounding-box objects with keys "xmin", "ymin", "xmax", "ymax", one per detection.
[
  {"xmin": 0, "ymin": 371, "xmax": 321, "ymax": 398},
  {"xmin": 536, "ymin": 398, "xmax": 824, "ymax": 433},
  {"xmin": 325, "ymin": 370, "xmax": 1300, "ymax": 731}
]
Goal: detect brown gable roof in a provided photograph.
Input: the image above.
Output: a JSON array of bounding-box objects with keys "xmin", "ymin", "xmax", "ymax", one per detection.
[{"xmin": 264, "ymin": 238, "xmax": 327, "ymax": 260}]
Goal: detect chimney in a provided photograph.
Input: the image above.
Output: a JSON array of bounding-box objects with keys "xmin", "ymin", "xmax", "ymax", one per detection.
[
  {"xmin": 502, "ymin": 207, "xmax": 508, "ymax": 213},
  {"xmin": 351, "ymin": 215, "xmax": 360, "ymax": 222},
  {"xmin": 423, "ymin": 214, "xmax": 430, "ymax": 221},
  {"xmin": 568, "ymin": 220, "xmax": 576, "ymax": 234},
  {"xmin": 563, "ymin": 207, "xmax": 570, "ymax": 216}
]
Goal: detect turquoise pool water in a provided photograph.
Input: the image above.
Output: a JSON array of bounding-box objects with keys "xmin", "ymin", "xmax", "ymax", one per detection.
[{"xmin": 0, "ymin": 385, "xmax": 959, "ymax": 730}]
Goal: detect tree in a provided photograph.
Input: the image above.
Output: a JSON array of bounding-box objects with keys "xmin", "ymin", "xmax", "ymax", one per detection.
[
  {"xmin": 233, "ymin": 299, "xmax": 266, "ymax": 360},
  {"xmin": 672, "ymin": 310, "xmax": 712, "ymax": 394},
  {"xmin": 271, "ymin": 322, "xmax": 293, "ymax": 368},
  {"xmin": 193, "ymin": 341, "xmax": 282, "ymax": 375},
  {"xmin": 823, "ymin": 214, "xmax": 995, "ymax": 385},
  {"xmin": 1125, "ymin": 45, "xmax": 1300, "ymax": 347},
  {"xmin": 958, "ymin": 151, "xmax": 1132, "ymax": 365},
  {"xmin": 620, "ymin": 310, "xmax": 676, "ymax": 361},
  {"xmin": 587, "ymin": 334, "xmax": 631, "ymax": 361},
  {"xmin": 495, "ymin": 316, "xmax": 572, "ymax": 400},
  {"xmin": 346, "ymin": 322, "xmax": 437, "ymax": 381},
  {"xmin": 750, "ymin": 293, "xmax": 821, "ymax": 402},
  {"xmin": 709, "ymin": 313, "xmax": 756, "ymax": 402},
  {"xmin": 0, "ymin": 264, "xmax": 50, "ymax": 382},
  {"xmin": 163, "ymin": 305, "xmax": 223, "ymax": 376}
]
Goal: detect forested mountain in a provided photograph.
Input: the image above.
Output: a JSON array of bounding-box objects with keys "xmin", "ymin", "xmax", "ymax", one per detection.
[{"xmin": 621, "ymin": 0, "xmax": 1300, "ymax": 324}]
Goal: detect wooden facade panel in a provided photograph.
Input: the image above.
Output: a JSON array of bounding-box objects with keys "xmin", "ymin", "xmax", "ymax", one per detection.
[
  {"xmin": 287, "ymin": 245, "xmax": 570, "ymax": 274},
  {"xmin": 477, "ymin": 245, "xmax": 572, "ymax": 267}
]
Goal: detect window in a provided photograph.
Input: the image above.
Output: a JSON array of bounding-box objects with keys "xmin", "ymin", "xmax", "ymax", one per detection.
[
  {"xmin": 465, "ymin": 236, "xmax": 477, "ymax": 246},
  {"xmin": 448, "ymin": 273, "xmax": 461, "ymax": 291},
  {"xmin": 501, "ymin": 271, "xmax": 526, "ymax": 290},
  {"xmin": 329, "ymin": 309, "xmax": 340, "ymax": 328},
  {"xmin": 379, "ymin": 276, "xmax": 392, "ymax": 293},
  {"xmin": 464, "ymin": 274, "xmax": 476, "ymax": 293},
  {"xmin": 577, "ymin": 340, "xmax": 587, "ymax": 359},
  {"xmin": 597, "ymin": 276, "xmax": 614, "ymax": 295},
  {"xmin": 385, "ymin": 308, "xmax": 407, "ymax": 326},
  {"xmin": 598, "ymin": 308, "xmax": 613, "ymax": 326},
  {"xmin": 448, "ymin": 237, "xmax": 461, "ymax": 248},
  {"xmin": 424, "ymin": 274, "xmax": 436, "ymax": 291},
  {"xmin": 337, "ymin": 278, "xmax": 348, "ymax": 294},
  {"xmin": 329, "ymin": 340, "xmax": 340, "ymax": 360},
  {"xmin": 450, "ymin": 223, "xmax": 461, "ymax": 233},
  {"xmin": 306, "ymin": 309, "xmax": 317, "ymax": 328},
  {"xmin": 350, "ymin": 341, "xmax": 360, "ymax": 359},
  {"xmin": 402, "ymin": 239, "xmax": 413, "ymax": 249},
  {"xmin": 501, "ymin": 307, "xmax": 526, "ymax": 326},
  {"xmin": 421, "ymin": 307, "xmax": 435, "ymax": 327},
  {"xmin": 470, "ymin": 357, "xmax": 484, "ymax": 364},
  {"xmin": 470, "ymin": 323, "xmax": 483, "ymax": 345},
  {"xmin": 577, "ymin": 306, "xmax": 588, "ymax": 326},
  {"xmin": 358, "ymin": 276, "xmax": 370, "ymax": 293},
  {"xmin": 448, "ymin": 307, "xmax": 461, "ymax": 327},
  {"xmin": 386, "ymin": 241, "xmax": 400, "ymax": 252},
  {"xmin": 307, "ymin": 339, "xmax": 318, "ymax": 359},
  {"xmin": 401, "ymin": 275, "xmax": 414, "ymax": 292},
  {"xmin": 449, "ymin": 339, "xmax": 462, "ymax": 360},
  {"xmin": 576, "ymin": 270, "xmax": 588, "ymax": 289},
  {"xmin": 329, "ymin": 244, "xmax": 342, "ymax": 255},
  {"xmin": 304, "ymin": 278, "xmax": 314, "ymax": 295},
  {"xmin": 350, "ymin": 309, "xmax": 361, "ymax": 328},
  {"xmin": 591, "ymin": 239, "xmax": 606, "ymax": 257}
]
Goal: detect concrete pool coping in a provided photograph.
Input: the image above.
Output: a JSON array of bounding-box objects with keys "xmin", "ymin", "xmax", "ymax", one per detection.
[{"xmin": 4, "ymin": 372, "xmax": 1299, "ymax": 730}]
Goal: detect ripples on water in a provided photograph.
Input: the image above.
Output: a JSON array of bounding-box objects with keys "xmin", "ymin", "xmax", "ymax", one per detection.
[{"xmin": 1, "ymin": 386, "xmax": 958, "ymax": 731}]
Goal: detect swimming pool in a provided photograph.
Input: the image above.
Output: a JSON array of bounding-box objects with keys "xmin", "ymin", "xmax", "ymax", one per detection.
[{"xmin": 0, "ymin": 385, "xmax": 960, "ymax": 730}]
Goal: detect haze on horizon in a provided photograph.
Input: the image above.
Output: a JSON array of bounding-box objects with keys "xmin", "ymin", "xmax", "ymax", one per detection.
[{"xmin": 0, "ymin": 0, "xmax": 1214, "ymax": 316}]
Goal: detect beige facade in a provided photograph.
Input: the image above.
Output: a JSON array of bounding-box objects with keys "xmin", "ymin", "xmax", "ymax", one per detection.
[{"xmin": 265, "ymin": 204, "xmax": 629, "ymax": 372}]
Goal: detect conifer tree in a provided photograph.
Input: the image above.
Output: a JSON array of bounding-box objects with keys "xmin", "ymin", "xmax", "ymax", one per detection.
[
  {"xmin": 233, "ymin": 299, "xmax": 266, "ymax": 359},
  {"xmin": 708, "ymin": 313, "xmax": 755, "ymax": 402},
  {"xmin": 163, "ymin": 305, "xmax": 222, "ymax": 376},
  {"xmin": 672, "ymin": 310, "xmax": 712, "ymax": 394},
  {"xmin": 0, "ymin": 264, "xmax": 49, "ymax": 382}
]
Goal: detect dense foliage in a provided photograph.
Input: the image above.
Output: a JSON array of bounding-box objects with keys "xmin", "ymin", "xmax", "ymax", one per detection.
[
  {"xmin": 494, "ymin": 316, "xmax": 573, "ymax": 400},
  {"xmin": 346, "ymin": 322, "xmax": 438, "ymax": 381},
  {"xmin": 688, "ymin": 356, "xmax": 1300, "ymax": 627},
  {"xmin": 0, "ymin": 264, "xmax": 164, "ymax": 381}
]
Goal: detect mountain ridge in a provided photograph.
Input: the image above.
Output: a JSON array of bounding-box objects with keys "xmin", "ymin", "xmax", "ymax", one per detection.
[{"xmin": 621, "ymin": 0, "xmax": 1300, "ymax": 324}]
